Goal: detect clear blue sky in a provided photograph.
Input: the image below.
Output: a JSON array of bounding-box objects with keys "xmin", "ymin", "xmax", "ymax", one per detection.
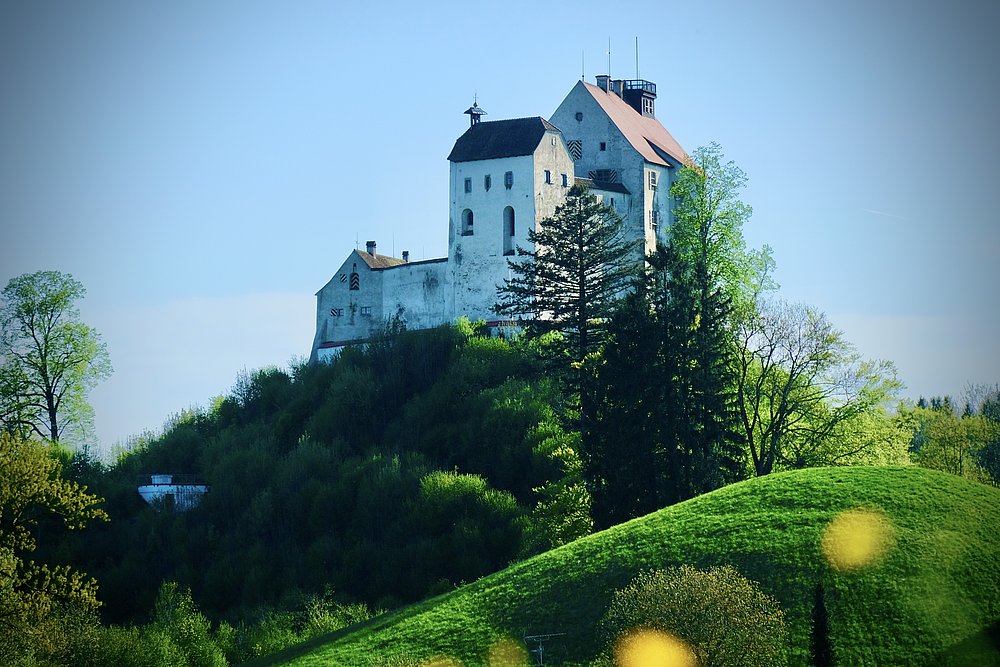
[{"xmin": 2, "ymin": 0, "xmax": 998, "ymax": 453}]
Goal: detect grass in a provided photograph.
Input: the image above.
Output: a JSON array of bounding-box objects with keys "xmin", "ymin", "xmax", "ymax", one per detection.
[{"xmin": 249, "ymin": 466, "xmax": 1000, "ymax": 666}]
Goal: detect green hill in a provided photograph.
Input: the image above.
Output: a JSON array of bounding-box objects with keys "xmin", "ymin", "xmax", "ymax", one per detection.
[{"xmin": 254, "ymin": 466, "xmax": 1000, "ymax": 666}]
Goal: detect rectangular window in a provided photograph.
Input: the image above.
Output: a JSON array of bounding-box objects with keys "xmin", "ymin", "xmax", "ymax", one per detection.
[
  {"xmin": 360, "ymin": 306, "xmax": 372, "ymax": 316},
  {"xmin": 561, "ymin": 173, "xmax": 568, "ymax": 187},
  {"xmin": 649, "ymin": 171, "xmax": 658, "ymax": 190},
  {"xmin": 599, "ymin": 142, "xmax": 607, "ymax": 151},
  {"xmin": 545, "ymin": 170, "xmax": 552, "ymax": 184},
  {"xmin": 651, "ymin": 209, "xmax": 659, "ymax": 229},
  {"xmin": 484, "ymin": 174, "xmax": 491, "ymax": 191},
  {"xmin": 464, "ymin": 177, "xmax": 472, "ymax": 193},
  {"xmin": 504, "ymin": 171, "xmax": 513, "ymax": 189}
]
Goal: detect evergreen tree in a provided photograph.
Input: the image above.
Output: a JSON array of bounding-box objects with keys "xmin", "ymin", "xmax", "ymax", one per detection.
[{"xmin": 493, "ymin": 185, "xmax": 635, "ymax": 367}]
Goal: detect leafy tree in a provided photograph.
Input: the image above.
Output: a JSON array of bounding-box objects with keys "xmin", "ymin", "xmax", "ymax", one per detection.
[
  {"xmin": 905, "ymin": 405, "xmax": 997, "ymax": 482},
  {"xmin": 735, "ymin": 299, "xmax": 900, "ymax": 475},
  {"xmin": 598, "ymin": 565, "xmax": 787, "ymax": 666},
  {"xmin": 519, "ymin": 418, "xmax": 592, "ymax": 555},
  {"xmin": 493, "ymin": 184, "xmax": 635, "ymax": 366},
  {"xmin": 0, "ymin": 271, "xmax": 111, "ymax": 444},
  {"xmin": 668, "ymin": 142, "xmax": 773, "ymax": 318},
  {"xmin": 0, "ymin": 433, "xmax": 108, "ymax": 662},
  {"xmin": 586, "ymin": 145, "xmax": 755, "ymax": 524}
]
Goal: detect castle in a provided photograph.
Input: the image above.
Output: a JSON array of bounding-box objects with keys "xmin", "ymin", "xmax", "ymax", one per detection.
[{"xmin": 309, "ymin": 75, "xmax": 687, "ymax": 363}]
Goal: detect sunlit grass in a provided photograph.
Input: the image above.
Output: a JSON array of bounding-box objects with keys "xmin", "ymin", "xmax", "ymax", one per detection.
[{"xmin": 257, "ymin": 467, "xmax": 1000, "ymax": 667}]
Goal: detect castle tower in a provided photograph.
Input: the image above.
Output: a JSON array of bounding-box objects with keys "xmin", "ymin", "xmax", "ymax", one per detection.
[{"xmin": 446, "ymin": 111, "xmax": 574, "ymax": 323}]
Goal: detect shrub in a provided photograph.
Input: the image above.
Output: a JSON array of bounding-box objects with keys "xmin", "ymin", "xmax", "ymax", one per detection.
[{"xmin": 599, "ymin": 565, "xmax": 787, "ymax": 666}]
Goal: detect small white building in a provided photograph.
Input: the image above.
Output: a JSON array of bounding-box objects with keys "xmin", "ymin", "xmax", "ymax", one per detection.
[
  {"xmin": 310, "ymin": 76, "xmax": 688, "ymax": 362},
  {"xmin": 137, "ymin": 474, "xmax": 209, "ymax": 511}
]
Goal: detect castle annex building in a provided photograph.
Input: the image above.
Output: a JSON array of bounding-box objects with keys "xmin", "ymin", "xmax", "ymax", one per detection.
[{"xmin": 310, "ymin": 76, "xmax": 687, "ymax": 363}]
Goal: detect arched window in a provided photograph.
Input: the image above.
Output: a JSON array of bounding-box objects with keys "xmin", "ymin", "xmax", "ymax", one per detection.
[
  {"xmin": 503, "ymin": 206, "xmax": 515, "ymax": 256},
  {"xmin": 462, "ymin": 209, "xmax": 474, "ymax": 236}
]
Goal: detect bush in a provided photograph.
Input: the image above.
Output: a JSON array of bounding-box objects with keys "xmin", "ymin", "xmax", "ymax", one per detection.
[{"xmin": 599, "ymin": 565, "xmax": 787, "ymax": 667}]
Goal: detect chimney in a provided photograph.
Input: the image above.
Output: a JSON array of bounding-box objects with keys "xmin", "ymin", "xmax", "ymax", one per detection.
[
  {"xmin": 610, "ymin": 79, "xmax": 623, "ymax": 97},
  {"xmin": 402, "ymin": 250, "xmax": 410, "ymax": 263},
  {"xmin": 595, "ymin": 75, "xmax": 610, "ymax": 92},
  {"xmin": 366, "ymin": 240, "xmax": 376, "ymax": 256}
]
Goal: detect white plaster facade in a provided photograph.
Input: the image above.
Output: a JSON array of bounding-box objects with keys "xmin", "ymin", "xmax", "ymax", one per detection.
[{"xmin": 310, "ymin": 77, "xmax": 688, "ymax": 363}]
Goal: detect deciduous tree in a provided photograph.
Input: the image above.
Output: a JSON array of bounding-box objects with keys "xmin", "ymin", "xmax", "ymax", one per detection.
[
  {"xmin": 735, "ymin": 299, "xmax": 901, "ymax": 475},
  {"xmin": 0, "ymin": 433, "xmax": 108, "ymax": 660},
  {"xmin": 1, "ymin": 271, "xmax": 111, "ymax": 444}
]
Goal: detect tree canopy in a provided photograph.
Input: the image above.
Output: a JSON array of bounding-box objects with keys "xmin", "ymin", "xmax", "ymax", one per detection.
[
  {"xmin": 0, "ymin": 433, "xmax": 108, "ymax": 660},
  {"xmin": 1, "ymin": 271, "xmax": 111, "ymax": 445}
]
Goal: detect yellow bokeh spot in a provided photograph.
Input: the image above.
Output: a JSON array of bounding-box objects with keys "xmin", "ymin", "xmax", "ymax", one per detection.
[
  {"xmin": 821, "ymin": 507, "xmax": 894, "ymax": 571},
  {"xmin": 615, "ymin": 628, "xmax": 699, "ymax": 667},
  {"xmin": 421, "ymin": 657, "xmax": 464, "ymax": 667},
  {"xmin": 487, "ymin": 637, "xmax": 530, "ymax": 666}
]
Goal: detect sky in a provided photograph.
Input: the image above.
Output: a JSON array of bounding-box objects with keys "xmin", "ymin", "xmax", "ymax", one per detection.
[{"xmin": 1, "ymin": 0, "xmax": 998, "ymax": 454}]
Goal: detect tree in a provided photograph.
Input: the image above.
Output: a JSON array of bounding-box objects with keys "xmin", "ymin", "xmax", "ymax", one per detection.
[
  {"xmin": 0, "ymin": 433, "xmax": 108, "ymax": 661},
  {"xmin": 598, "ymin": 565, "xmax": 788, "ymax": 667},
  {"xmin": 587, "ymin": 145, "xmax": 758, "ymax": 524},
  {"xmin": 735, "ymin": 298, "xmax": 901, "ymax": 476},
  {"xmin": 493, "ymin": 185, "xmax": 635, "ymax": 367},
  {"xmin": 905, "ymin": 404, "xmax": 998, "ymax": 482},
  {"xmin": 1, "ymin": 271, "xmax": 111, "ymax": 444},
  {"xmin": 667, "ymin": 142, "xmax": 773, "ymax": 318}
]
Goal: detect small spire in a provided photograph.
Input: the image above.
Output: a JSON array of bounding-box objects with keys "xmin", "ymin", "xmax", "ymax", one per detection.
[{"xmin": 464, "ymin": 101, "xmax": 487, "ymax": 127}]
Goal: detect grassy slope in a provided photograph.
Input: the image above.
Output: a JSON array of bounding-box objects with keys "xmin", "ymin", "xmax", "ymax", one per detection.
[{"xmin": 257, "ymin": 467, "xmax": 1000, "ymax": 666}]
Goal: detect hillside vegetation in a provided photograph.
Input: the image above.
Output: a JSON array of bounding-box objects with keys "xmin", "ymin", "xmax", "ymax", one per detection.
[{"xmin": 259, "ymin": 466, "xmax": 1000, "ymax": 666}]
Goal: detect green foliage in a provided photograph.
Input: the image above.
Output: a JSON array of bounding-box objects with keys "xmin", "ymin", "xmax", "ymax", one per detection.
[
  {"xmin": 598, "ymin": 565, "xmax": 788, "ymax": 666},
  {"xmin": 272, "ymin": 467, "xmax": 1000, "ymax": 667},
  {"xmin": 668, "ymin": 142, "xmax": 771, "ymax": 316},
  {"xmin": 519, "ymin": 421, "xmax": 592, "ymax": 556},
  {"xmin": 55, "ymin": 325, "xmax": 585, "ymax": 629},
  {"xmin": 905, "ymin": 404, "xmax": 998, "ymax": 483},
  {"xmin": 587, "ymin": 145, "xmax": 755, "ymax": 526},
  {"xmin": 735, "ymin": 299, "xmax": 902, "ymax": 475},
  {"xmin": 0, "ymin": 270, "xmax": 111, "ymax": 445},
  {"xmin": 0, "ymin": 433, "xmax": 108, "ymax": 664},
  {"xmin": 151, "ymin": 582, "xmax": 228, "ymax": 667}
]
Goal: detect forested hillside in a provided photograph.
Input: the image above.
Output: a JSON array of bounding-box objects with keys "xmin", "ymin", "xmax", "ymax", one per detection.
[{"xmin": 49, "ymin": 321, "xmax": 588, "ymax": 625}]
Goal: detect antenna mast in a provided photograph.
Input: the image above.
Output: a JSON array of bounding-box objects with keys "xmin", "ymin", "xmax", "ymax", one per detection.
[
  {"xmin": 581, "ymin": 50, "xmax": 585, "ymax": 80},
  {"xmin": 635, "ymin": 36, "xmax": 639, "ymax": 78},
  {"xmin": 607, "ymin": 37, "xmax": 611, "ymax": 77}
]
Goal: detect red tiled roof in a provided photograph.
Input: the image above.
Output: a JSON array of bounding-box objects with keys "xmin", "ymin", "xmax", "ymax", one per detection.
[
  {"xmin": 355, "ymin": 249, "xmax": 406, "ymax": 269},
  {"xmin": 580, "ymin": 82, "xmax": 688, "ymax": 167}
]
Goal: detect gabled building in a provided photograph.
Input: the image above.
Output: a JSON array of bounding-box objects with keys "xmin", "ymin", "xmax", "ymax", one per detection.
[{"xmin": 310, "ymin": 76, "xmax": 688, "ymax": 363}]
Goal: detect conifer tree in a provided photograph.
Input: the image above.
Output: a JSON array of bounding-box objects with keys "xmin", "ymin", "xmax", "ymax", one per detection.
[{"xmin": 493, "ymin": 185, "xmax": 635, "ymax": 367}]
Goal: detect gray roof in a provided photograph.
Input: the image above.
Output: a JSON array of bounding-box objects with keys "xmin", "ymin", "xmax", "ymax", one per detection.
[{"xmin": 447, "ymin": 117, "xmax": 562, "ymax": 162}]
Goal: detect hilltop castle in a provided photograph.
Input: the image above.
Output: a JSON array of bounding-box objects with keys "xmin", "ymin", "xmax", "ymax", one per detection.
[{"xmin": 309, "ymin": 76, "xmax": 687, "ymax": 363}]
